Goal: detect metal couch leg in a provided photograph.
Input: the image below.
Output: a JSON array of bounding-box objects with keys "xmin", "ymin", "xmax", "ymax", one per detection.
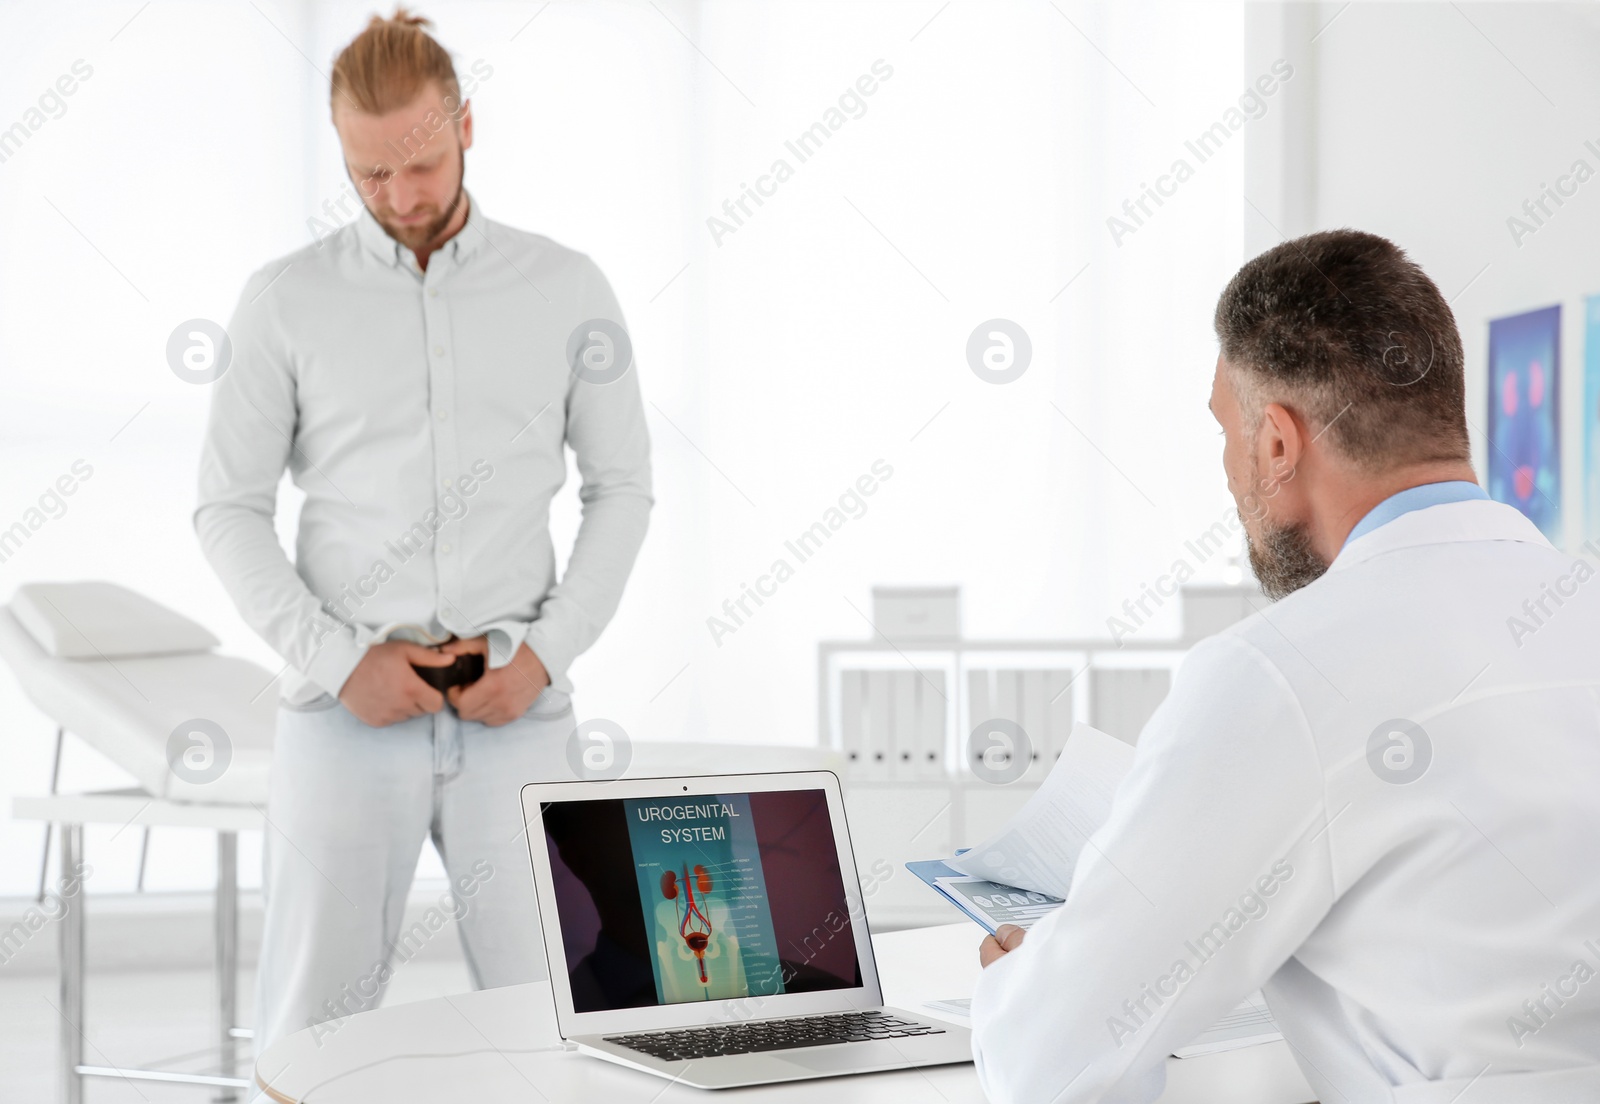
[
  {"xmin": 214, "ymin": 830, "xmax": 238, "ymax": 1102},
  {"xmin": 59, "ymin": 822, "xmax": 84, "ymax": 1104},
  {"xmin": 36, "ymin": 726, "xmax": 64, "ymax": 903}
]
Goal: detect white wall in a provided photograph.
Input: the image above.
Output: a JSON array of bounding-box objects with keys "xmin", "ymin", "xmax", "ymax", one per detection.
[
  {"xmin": 0, "ymin": 0, "xmax": 319, "ymax": 897},
  {"xmin": 1249, "ymin": 0, "xmax": 1600, "ymax": 550},
  {"xmin": 0, "ymin": 0, "xmax": 1249, "ymax": 894}
]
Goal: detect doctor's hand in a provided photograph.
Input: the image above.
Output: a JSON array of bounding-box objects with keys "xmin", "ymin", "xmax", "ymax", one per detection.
[
  {"xmin": 338, "ymin": 640, "xmax": 452, "ymax": 727},
  {"xmin": 440, "ymin": 637, "xmax": 551, "ymax": 727},
  {"xmin": 979, "ymin": 924, "xmax": 1027, "ymax": 968}
]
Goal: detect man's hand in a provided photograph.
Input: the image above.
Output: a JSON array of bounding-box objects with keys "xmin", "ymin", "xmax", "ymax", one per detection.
[
  {"xmin": 338, "ymin": 640, "xmax": 454, "ymax": 727},
  {"xmin": 979, "ymin": 924, "xmax": 1026, "ymax": 968},
  {"xmin": 440, "ymin": 636, "xmax": 551, "ymax": 727}
]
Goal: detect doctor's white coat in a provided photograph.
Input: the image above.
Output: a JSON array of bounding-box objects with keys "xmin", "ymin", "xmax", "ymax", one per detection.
[{"xmin": 971, "ymin": 499, "xmax": 1600, "ymax": 1104}]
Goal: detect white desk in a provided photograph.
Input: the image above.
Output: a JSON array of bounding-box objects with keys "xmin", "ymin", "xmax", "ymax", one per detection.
[{"xmin": 255, "ymin": 923, "xmax": 1317, "ymax": 1103}]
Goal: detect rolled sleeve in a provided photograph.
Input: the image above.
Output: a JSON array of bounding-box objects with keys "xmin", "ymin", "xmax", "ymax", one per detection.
[{"xmin": 480, "ymin": 618, "xmax": 531, "ymax": 669}]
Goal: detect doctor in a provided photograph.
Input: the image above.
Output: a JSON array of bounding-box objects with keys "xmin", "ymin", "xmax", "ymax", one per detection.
[
  {"xmin": 972, "ymin": 229, "xmax": 1600, "ymax": 1102},
  {"xmin": 195, "ymin": 10, "xmax": 651, "ymax": 1051}
]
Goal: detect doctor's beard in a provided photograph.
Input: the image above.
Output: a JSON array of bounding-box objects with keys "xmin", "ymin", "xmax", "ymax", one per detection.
[{"xmin": 1241, "ymin": 510, "xmax": 1328, "ymax": 600}]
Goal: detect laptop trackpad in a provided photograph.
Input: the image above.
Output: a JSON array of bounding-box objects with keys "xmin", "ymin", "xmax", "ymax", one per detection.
[{"xmin": 778, "ymin": 1045, "xmax": 910, "ymax": 1074}]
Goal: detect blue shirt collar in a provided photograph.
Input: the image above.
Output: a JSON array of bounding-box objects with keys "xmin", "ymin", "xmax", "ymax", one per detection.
[{"xmin": 1341, "ymin": 480, "xmax": 1488, "ymax": 550}]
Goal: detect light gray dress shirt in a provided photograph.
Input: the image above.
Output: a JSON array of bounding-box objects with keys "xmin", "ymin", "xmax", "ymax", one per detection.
[{"xmin": 195, "ymin": 191, "xmax": 652, "ymax": 705}]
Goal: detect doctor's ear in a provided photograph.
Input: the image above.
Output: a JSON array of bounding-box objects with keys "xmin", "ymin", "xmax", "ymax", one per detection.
[{"xmin": 1254, "ymin": 401, "xmax": 1307, "ymax": 496}]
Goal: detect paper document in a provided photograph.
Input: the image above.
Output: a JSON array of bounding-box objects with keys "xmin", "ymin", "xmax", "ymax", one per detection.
[
  {"xmin": 1171, "ymin": 995, "xmax": 1283, "ymax": 1057},
  {"xmin": 919, "ymin": 996, "xmax": 1282, "ymax": 1058},
  {"xmin": 935, "ymin": 875, "xmax": 1060, "ymax": 929},
  {"xmin": 947, "ymin": 723, "xmax": 1136, "ymax": 899},
  {"xmin": 919, "ymin": 725, "xmax": 1283, "ymax": 1058},
  {"xmin": 905, "ymin": 859, "xmax": 1063, "ymax": 934}
]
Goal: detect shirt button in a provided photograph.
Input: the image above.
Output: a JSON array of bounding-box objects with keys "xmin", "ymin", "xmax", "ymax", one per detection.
[
  {"xmin": 436, "ymin": 409, "xmax": 449, "ymax": 421},
  {"xmin": 428, "ymin": 288, "xmax": 439, "ymax": 298},
  {"xmin": 442, "ymin": 478, "xmax": 453, "ymax": 489},
  {"xmin": 441, "ymin": 543, "xmax": 453, "ymax": 554},
  {"xmin": 433, "ymin": 345, "xmax": 445, "ymax": 357}
]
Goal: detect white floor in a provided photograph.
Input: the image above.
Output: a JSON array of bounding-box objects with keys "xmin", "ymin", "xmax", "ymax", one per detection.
[{"xmin": 0, "ymin": 958, "xmax": 471, "ymax": 1103}]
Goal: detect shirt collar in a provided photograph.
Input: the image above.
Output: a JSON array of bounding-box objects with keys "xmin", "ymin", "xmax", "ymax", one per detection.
[
  {"xmin": 1330, "ymin": 496, "xmax": 1552, "ymax": 573},
  {"xmin": 1340, "ymin": 480, "xmax": 1488, "ymax": 550},
  {"xmin": 353, "ymin": 189, "xmax": 486, "ymax": 268}
]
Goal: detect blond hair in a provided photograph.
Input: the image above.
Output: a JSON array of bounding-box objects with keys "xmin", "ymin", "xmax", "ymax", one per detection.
[{"xmin": 330, "ymin": 7, "xmax": 460, "ymax": 117}]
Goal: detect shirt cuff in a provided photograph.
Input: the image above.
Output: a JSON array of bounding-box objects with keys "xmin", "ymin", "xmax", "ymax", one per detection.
[
  {"xmin": 520, "ymin": 618, "xmax": 577, "ymax": 694},
  {"xmin": 480, "ymin": 620, "xmax": 532, "ymax": 669},
  {"xmin": 303, "ymin": 623, "xmax": 370, "ymax": 698}
]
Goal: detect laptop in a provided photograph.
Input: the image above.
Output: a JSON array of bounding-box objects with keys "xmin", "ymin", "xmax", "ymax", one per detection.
[{"xmin": 519, "ymin": 770, "xmax": 974, "ymax": 1089}]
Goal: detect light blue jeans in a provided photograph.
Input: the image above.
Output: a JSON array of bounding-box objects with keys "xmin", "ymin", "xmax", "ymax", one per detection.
[{"xmin": 252, "ymin": 687, "xmax": 575, "ymax": 1053}]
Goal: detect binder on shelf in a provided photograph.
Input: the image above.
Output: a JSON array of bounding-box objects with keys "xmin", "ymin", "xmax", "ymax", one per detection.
[
  {"xmin": 839, "ymin": 668, "xmax": 867, "ymax": 775},
  {"xmin": 994, "ymin": 667, "xmax": 1021, "ymax": 732},
  {"xmin": 914, "ymin": 668, "xmax": 948, "ymax": 779},
  {"xmin": 863, "ymin": 669, "xmax": 894, "ymax": 781},
  {"xmin": 1044, "ymin": 667, "xmax": 1077, "ymax": 764},
  {"xmin": 985, "ymin": 667, "xmax": 1037, "ymax": 779},
  {"xmin": 1091, "ymin": 667, "xmax": 1172, "ymax": 746},
  {"xmin": 964, "ymin": 668, "xmax": 991, "ymax": 779},
  {"xmin": 1021, "ymin": 669, "xmax": 1050, "ymax": 780},
  {"xmin": 891, "ymin": 669, "xmax": 918, "ymax": 778}
]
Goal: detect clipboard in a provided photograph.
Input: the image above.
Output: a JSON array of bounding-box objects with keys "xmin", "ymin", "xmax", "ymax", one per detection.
[{"xmin": 905, "ymin": 859, "xmax": 1064, "ymax": 936}]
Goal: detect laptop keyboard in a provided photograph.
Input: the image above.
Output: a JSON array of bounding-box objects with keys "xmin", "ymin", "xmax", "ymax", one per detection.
[{"xmin": 604, "ymin": 1010, "xmax": 946, "ymax": 1062}]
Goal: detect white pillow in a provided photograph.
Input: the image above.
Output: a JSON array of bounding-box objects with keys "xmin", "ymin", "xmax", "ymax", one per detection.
[{"xmin": 11, "ymin": 581, "xmax": 219, "ymax": 659}]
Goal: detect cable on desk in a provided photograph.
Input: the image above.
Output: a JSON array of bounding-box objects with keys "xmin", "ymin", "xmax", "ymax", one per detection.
[{"xmin": 288, "ymin": 1043, "xmax": 573, "ymax": 1101}]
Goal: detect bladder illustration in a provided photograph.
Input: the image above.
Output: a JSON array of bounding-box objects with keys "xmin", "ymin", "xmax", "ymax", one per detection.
[{"xmin": 661, "ymin": 863, "xmax": 715, "ymax": 984}]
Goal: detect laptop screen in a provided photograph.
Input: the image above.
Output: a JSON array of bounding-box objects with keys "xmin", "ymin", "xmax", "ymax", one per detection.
[{"xmin": 541, "ymin": 787, "xmax": 864, "ymax": 1013}]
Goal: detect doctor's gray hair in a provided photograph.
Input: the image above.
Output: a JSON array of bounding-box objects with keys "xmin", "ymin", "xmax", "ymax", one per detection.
[{"xmin": 1212, "ymin": 229, "xmax": 1470, "ymax": 469}]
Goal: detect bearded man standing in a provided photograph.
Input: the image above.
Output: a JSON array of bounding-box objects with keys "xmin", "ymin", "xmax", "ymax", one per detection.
[{"xmin": 195, "ymin": 8, "xmax": 651, "ymax": 1051}]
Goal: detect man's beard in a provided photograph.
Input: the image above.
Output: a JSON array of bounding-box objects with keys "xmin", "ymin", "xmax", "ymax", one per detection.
[
  {"xmin": 379, "ymin": 169, "xmax": 465, "ymax": 252},
  {"xmin": 1241, "ymin": 509, "xmax": 1328, "ymax": 600}
]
